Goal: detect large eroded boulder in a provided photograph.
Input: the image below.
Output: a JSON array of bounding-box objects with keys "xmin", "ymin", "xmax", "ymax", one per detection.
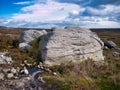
[
  {"xmin": 40, "ymin": 27, "xmax": 104, "ymax": 65},
  {"xmin": 19, "ymin": 30, "xmax": 47, "ymax": 50}
]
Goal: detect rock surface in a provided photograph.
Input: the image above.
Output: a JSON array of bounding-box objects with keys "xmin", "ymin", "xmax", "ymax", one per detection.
[
  {"xmin": 19, "ymin": 42, "xmax": 32, "ymax": 51},
  {"xmin": 6, "ymin": 73, "xmax": 14, "ymax": 79},
  {"xmin": 104, "ymin": 40, "xmax": 117, "ymax": 49},
  {"xmin": 0, "ymin": 66, "xmax": 45, "ymax": 90},
  {"xmin": 40, "ymin": 27, "xmax": 104, "ymax": 65},
  {"xmin": 0, "ymin": 73, "xmax": 5, "ymax": 80},
  {"xmin": 0, "ymin": 52, "xmax": 12, "ymax": 64},
  {"xmin": 19, "ymin": 29, "xmax": 47, "ymax": 50}
]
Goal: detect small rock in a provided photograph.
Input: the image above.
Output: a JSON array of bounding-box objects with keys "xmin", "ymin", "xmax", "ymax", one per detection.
[
  {"xmin": 15, "ymin": 81, "xmax": 25, "ymax": 88},
  {"xmin": 104, "ymin": 46, "xmax": 109, "ymax": 50},
  {"xmin": 26, "ymin": 76, "xmax": 31, "ymax": 80},
  {"xmin": 53, "ymin": 72, "xmax": 57, "ymax": 76},
  {"xmin": 7, "ymin": 73, "xmax": 14, "ymax": 79},
  {"xmin": 38, "ymin": 76, "xmax": 45, "ymax": 83},
  {"xmin": 10, "ymin": 67, "xmax": 17, "ymax": 75},
  {"xmin": 14, "ymin": 76, "xmax": 18, "ymax": 79},
  {"xmin": 0, "ymin": 73, "xmax": 5, "ymax": 80},
  {"xmin": 112, "ymin": 52, "xmax": 120, "ymax": 57},
  {"xmin": 24, "ymin": 67, "xmax": 29, "ymax": 75},
  {"xmin": 19, "ymin": 43, "xmax": 32, "ymax": 52},
  {"xmin": 20, "ymin": 67, "xmax": 29, "ymax": 75},
  {"xmin": 40, "ymin": 66, "xmax": 44, "ymax": 70},
  {"xmin": 16, "ymin": 67, "xmax": 20, "ymax": 73},
  {"xmin": 115, "ymin": 48, "xmax": 120, "ymax": 53},
  {"xmin": 104, "ymin": 40, "xmax": 117, "ymax": 49},
  {"xmin": 45, "ymin": 68, "xmax": 52, "ymax": 73},
  {"xmin": 0, "ymin": 52, "xmax": 12, "ymax": 64},
  {"xmin": 115, "ymin": 57, "xmax": 120, "ymax": 61}
]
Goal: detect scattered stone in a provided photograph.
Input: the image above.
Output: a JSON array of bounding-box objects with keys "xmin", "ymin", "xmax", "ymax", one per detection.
[
  {"xmin": 15, "ymin": 81, "xmax": 25, "ymax": 88},
  {"xmin": 104, "ymin": 46, "xmax": 109, "ymax": 50},
  {"xmin": 19, "ymin": 42, "xmax": 32, "ymax": 51},
  {"xmin": 112, "ymin": 51, "xmax": 120, "ymax": 57},
  {"xmin": 20, "ymin": 67, "xmax": 29, "ymax": 75},
  {"xmin": 104, "ymin": 40, "xmax": 117, "ymax": 49},
  {"xmin": 23, "ymin": 60, "xmax": 32, "ymax": 67},
  {"xmin": 26, "ymin": 76, "xmax": 31, "ymax": 80},
  {"xmin": 0, "ymin": 52, "xmax": 12, "ymax": 64},
  {"xmin": 16, "ymin": 67, "xmax": 20, "ymax": 73},
  {"xmin": 115, "ymin": 57, "xmax": 120, "ymax": 61},
  {"xmin": 1, "ymin": 65, "xmax": 12, "ymax": 74},
  {"xmin": 24, "ymin": 60, "xmax": 28, "ymax": 64},
  {"xmin": 0, "ymin": 73, "xmax": 5, "ymax": 80},
  {"xmin": 38, "ymin": 76, "xmax": 45, "ymax": 83},
  {"xmin": 115, "ymin": 48, "xmax": 120, "ymax": 53},
  {"xmin": 37, "ymin": 62, "xmax": 47, "ymax": 70},
  {"xmin": 53, "ymin": 72, "xmax": 57, "ymax": 76},
  {"xmin": 38, "ymin": 65, "xmax": 44, "ymax": 70},
  {"xmin": 10, "ymin": 67, "xmax": 17, "ymax": 75},
  {"xmin": 45, "ymin": 68, "xmax": 52, "ymax": 73},
  {"xmin": 6, "ymin": 73, "xmax": 14, "ymax": 79}
]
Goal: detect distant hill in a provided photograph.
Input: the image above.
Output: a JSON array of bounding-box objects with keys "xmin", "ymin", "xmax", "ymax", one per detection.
[
  {"xmin": 91, "ymin": 28, "xmax": 120, "ymax": 31},
  {"xmin": 0, "ymin": 26, "xmax": 120, "ymax": 35}
]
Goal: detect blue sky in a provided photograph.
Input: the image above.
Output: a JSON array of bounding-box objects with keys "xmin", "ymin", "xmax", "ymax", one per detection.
[{"xmin": 0, "ymin": 0, "xmax": 120, "ymax": 28}]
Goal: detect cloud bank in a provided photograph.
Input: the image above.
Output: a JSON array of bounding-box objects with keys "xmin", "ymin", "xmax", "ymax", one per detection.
[{"xmin": 0, "ymin": 0, "xmax": 120, "ymax": 28}]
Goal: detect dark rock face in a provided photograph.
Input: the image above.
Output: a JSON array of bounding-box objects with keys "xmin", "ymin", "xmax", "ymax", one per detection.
[{"xmin": 40, "ymin": 27, "xmax": 104, "ymax": 65}]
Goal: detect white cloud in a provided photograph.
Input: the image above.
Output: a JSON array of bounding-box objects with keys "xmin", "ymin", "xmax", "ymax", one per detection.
[
  {"xmin": 96, "ymin": 20, "xmax": 120, "ymax": 28},
  {"xmin": 6, "ymin": 0, "xmax": 120, "ymax": 28},
  {"xmin": 72, "ymin": 10, "xmax": 79, "ymax": 15},
  {"xmin": 12, "ymin": 0, "xmax": 84, "ymax": 22},
  {"xmin": 78, "ymin": 16, "xmax": 120, "ymax": 28},
  {"xmin": 13, "ymin": 1, "xmax": 32, "ymax": 5},
  {"xmin": 3, "ymin": 15, "xmax": 120, "ymax": 28},
  {"xmin": 87, "ymin": 5, "xmax": 120, "ymax": 16}
]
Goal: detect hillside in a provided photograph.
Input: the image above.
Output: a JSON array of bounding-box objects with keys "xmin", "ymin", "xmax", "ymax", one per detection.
[{"xmin": 0, "ymin": 26, "xmax": 120, "ymax": 90}]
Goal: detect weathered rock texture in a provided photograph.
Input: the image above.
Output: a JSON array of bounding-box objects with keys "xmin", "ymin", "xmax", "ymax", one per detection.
[
  {"xmin": 0, "ymin": 52, "xmax": 12, "ymax": 64},
  {"xmin": 40, "ymin": 27, "xmax": 104, "ymax": 65},
  {"xmin": 19, "ymin": 29, "xmax": 47, "ymax": 50}
]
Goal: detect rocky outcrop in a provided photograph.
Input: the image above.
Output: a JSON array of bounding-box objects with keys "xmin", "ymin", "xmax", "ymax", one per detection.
[
  {"xmin": 40, "ymin": 27, "xmax": 104, "ymax": 65},
  {"xmin": 19, "ymin": 29, "xmax": 47, "ymax": 50}
]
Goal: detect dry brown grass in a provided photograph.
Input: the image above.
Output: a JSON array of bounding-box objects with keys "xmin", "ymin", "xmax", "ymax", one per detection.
[{"xmin": 0, "ymin": 28, "xmax": 120, "ymax": 90}]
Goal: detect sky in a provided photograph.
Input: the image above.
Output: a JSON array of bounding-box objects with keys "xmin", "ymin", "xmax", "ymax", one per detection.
[{"xmin": 0, "ymin": 0, "xmax": 120, "ymax": 28}]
